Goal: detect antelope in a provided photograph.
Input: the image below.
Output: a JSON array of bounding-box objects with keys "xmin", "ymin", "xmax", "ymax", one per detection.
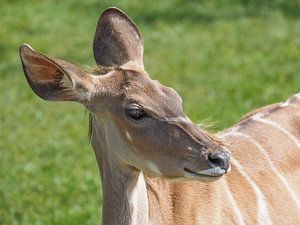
[{"xmin": 19, "ymin": 7, "xmax": 300, "ymax": 225}]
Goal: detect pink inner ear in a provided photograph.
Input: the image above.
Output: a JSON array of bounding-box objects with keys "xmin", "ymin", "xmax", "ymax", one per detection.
[
  {"xmin": 22, "ymin": 53, "xmax": 63, "ymax": 83},
  {"xmin": 20, "ymin": 45, "xmax": 74, "ymax": 101},
  {"xmin": 20, "ymin": 44, "xmax": 95, "ymax": 102}
]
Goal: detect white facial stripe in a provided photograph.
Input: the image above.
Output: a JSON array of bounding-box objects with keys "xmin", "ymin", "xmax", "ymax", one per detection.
[
  {"xmin": 125, "ymin": 131, "xmax": 132, "ymax": 141},
  {"xmin": 234, "ymin": 132, "xmax": 300, "ymax": 210},
  {"xmin": 221, "ymin": 178, "xmax": 246, "ymax": 225},
  {"xmin": 231, "ymin": 157, "xmax": 273, "ymax": 225}
]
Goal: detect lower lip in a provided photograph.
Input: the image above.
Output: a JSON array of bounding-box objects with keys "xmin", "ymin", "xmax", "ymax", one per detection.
[
  {"xmin": 184, "ymin": 167, "xmax": 226, "ymax": 177},
  {"xmin": 183, "ymin": 170, "xmax": 222, "ymax": 182}
]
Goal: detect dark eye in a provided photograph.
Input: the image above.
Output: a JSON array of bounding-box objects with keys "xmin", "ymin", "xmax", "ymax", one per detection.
[{"xmin": 125, "ymin": 103, "xmax": 146, "ymax": 120}]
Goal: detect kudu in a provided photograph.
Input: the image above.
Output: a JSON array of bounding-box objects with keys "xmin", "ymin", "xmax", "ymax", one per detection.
[{"xmin": 20, "ymin": 7, "xmax": 300, "ymax": 225}]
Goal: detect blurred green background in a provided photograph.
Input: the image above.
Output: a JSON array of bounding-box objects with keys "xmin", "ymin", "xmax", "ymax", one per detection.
[{"xmin": 1, "ymin": 0, "xmax": 299, "ymax": 224}]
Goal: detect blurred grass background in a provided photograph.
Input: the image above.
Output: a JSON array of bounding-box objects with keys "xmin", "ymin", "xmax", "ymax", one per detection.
[{"xmin": 1, "ymin": 0, "xmax": 299, "ymax": 224}]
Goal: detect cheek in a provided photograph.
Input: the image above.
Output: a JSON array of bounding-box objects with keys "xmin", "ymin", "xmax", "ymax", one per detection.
[
  {"xmin": 124, "ymin": 122, "xmax": 169, "ymax": 154},
  {"xmin": 123, "ymin": 125, "xmax": 186, "ymax": 174},
  {"xmin": 112, "ymin": 118, "xmax": 189, "ymax": 176}
]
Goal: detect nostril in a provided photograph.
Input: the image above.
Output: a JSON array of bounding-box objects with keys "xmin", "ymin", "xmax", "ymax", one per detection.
[
  {"xmin": 208, "ymin": 152, "xmax": 229, "ymax": 170},
  {"xmin": 208, "ymin": 155, "xmax": 224, "ymax": 167}
]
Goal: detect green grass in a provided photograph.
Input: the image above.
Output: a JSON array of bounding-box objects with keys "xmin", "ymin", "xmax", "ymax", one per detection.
[{"xmin": 1, "ymin": 0, "xmax": 299, "ymax": 224}]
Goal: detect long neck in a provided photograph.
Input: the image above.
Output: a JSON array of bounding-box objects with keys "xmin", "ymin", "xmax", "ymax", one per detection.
[{"xmin": 91, "ymin": 116, "xmax": 149, "ymax": 225}]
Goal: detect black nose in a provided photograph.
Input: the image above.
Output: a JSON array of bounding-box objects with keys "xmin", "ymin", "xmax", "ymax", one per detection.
[{"xmin": 208, "ymin": 151, "xmax": 230, "ymax": 171}]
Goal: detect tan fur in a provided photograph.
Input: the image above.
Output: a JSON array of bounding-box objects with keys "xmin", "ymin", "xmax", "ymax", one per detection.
[{"xmin": 19, "ymin": 7, "xmax": 300, "ymax": 225}]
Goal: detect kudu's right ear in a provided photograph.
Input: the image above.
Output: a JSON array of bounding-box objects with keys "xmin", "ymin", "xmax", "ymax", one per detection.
[
  {"xmin": 19, "ymin": 44, "xmax": 95, "ymax": 102},
  {"xmin": 93, "ymin": 7, "xmax": 144, "ymax": 69}
]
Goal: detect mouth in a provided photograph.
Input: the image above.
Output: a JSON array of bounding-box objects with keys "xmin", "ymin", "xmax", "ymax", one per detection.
[{"xmin": 184, "ymin": 164, "xmax": 231, "ymax": 179}]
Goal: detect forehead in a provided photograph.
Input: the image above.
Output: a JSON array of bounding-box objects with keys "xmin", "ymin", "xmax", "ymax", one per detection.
[{"xmin": 124, "ymin": 70, "xmax": 184, "ymax": 118}]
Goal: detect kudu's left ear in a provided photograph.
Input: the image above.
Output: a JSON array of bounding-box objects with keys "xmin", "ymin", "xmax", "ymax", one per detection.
[
  {"xmin": 19, "ymin": 44, "xmax": 95, "ymax": 102},
  {"xmin": 93, "ymin": 7, "xmax": 144, "ymax": 69}
]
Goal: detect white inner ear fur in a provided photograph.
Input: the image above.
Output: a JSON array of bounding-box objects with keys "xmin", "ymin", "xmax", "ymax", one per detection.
[
  {"xmin": 60, "ymin": 72, "xmax": 94, "ymax": 102},
  {"xmin": 60, "ymin": 73, "xmax": 75, "ymax": 89}
]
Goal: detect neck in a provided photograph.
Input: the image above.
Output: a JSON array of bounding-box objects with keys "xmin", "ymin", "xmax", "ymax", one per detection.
[{"xmin": 91, "ymin": 116, "xmax": 149, "ymax": 225}]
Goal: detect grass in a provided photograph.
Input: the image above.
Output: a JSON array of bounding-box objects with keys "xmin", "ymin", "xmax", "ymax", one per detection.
[{"xmin": 1, "ymin": 0, "xmax": 299, "ymax": 224}]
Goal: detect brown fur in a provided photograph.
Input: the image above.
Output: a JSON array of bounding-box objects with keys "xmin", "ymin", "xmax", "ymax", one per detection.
[{"xmin": 19, "ymin": 7, "xmax": 300, "ymax": 225}]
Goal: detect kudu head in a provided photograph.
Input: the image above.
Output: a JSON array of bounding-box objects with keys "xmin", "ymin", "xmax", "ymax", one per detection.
[{"xmin": 20, "ymin": 8, "xmax": 230, "ymax": 182}]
